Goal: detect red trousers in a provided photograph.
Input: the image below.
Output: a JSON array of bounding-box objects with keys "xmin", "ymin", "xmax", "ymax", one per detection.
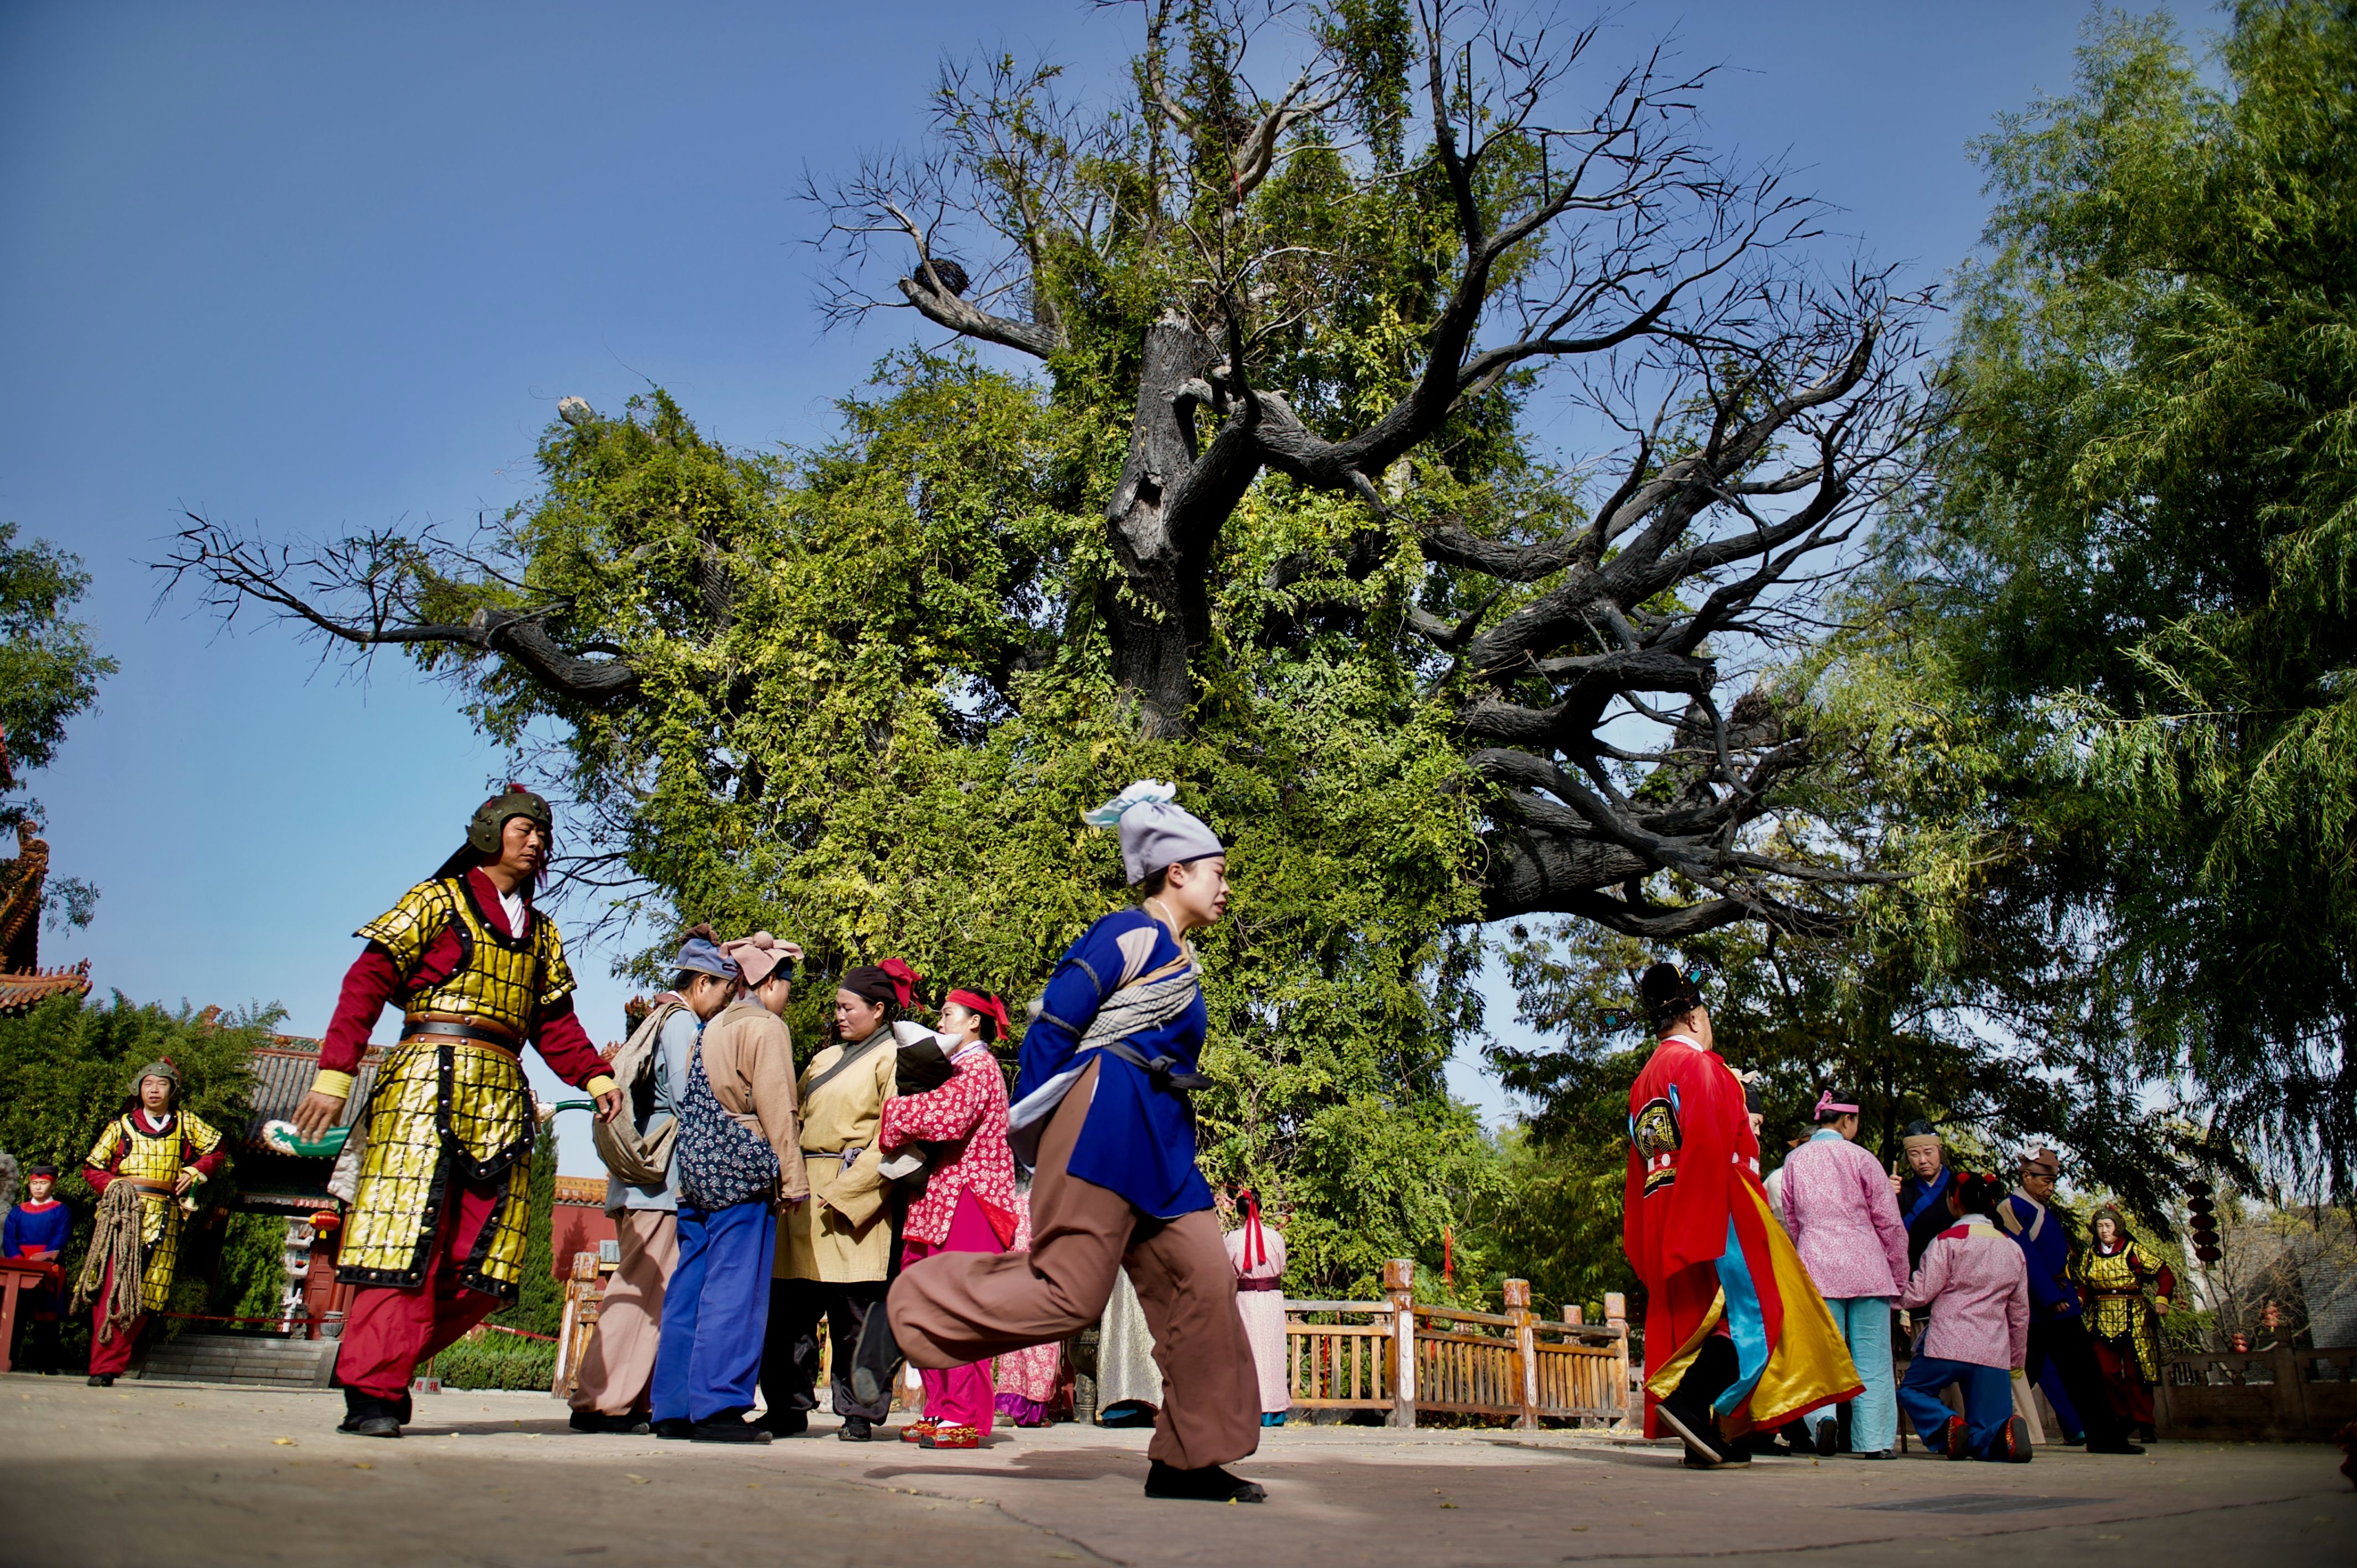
[
  {"xmin": 87, "ymin": 1264, "xmax": 145, "ymax": 1377},
  {"xmin": 336, "ymin": 1174, "xmax": 506, "ymax": 1400},
  {"xmin": 2090, "ymin": 1336, "xmax": 2155, "ymax": 1428},
  {"xmin": 901, "ymin": 1187, "xmax": 1006, "ymax": 1433}
]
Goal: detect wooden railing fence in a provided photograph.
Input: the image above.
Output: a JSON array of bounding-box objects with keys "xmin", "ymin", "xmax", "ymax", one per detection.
[{"xmin": 1285, "ymin": 1260, "xmax": 1637, "ymax": 1430}]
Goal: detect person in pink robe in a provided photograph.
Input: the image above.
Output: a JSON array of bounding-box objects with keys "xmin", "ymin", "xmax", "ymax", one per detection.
[{"xmin": 1222, "ymin": 1189, "xmax": 1289, "ymax": 1425}]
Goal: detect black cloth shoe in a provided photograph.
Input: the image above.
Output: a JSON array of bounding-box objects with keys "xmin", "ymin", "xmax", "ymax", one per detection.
[
  {"xmin": 86, "ymin": 1374, "xmax": 114, "ymax": 1388},
  {"xmin": 1654, "ymin": 1399, "xmax": 1744, "ymax": 1468},
  {"xmin": 1143, "ymin": 1461, "xmax": 1267, "ymax": 1503},
  {"xmin": 651, "ymin": 1418, "xmax": 694, "ymax": 1440},
  {"xmin": 837, "ymin": 1414, "xmax": 874, "ymax": 1442},
  {"xmin": 570, "ymin": 1409, "xmax": 649, "ymax": 1434},
  {"xmin": 849, "ymin": 1304, "xmax": 903, "ymax": 1409},
  {"xmin": 757, "ymin": 1410, "xmax": 809, "ymax": 1439},
  {"xmin": 338, "ymin": 1393, "xmax": 403, "ymax": 1439},
  {"xmin": 691, "ymin": 1417, "xmax": 773, "ymax": 1444},
  {"xmin": 1813, "ymin": 1417, "xmax": 1840, "ymax": 1458}
]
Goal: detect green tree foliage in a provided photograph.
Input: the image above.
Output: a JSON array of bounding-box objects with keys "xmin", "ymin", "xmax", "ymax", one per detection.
[
  {"xmin": 0, "ymin": 520, "xmax": 115, "ymax": 927},
  {"xmin": 493, "ymin": 1123, "xmax": 562, "ymax": 1336},
  {"xmin": 0, "ymin": 994, "xmax": 270, "ymax": 1354},
  {"xmin": 1909, "ymin": 1, "xmax": 2357, "ymax": 1192},
  {"xmin": 160, "ymin": 5, "xmax": 1933, "ymax": 1301}
]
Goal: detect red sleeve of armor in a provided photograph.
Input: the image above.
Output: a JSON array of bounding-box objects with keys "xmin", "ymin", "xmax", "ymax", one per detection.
[
  {"xmin": 190, "ymin": 1140, "xmax": 227, "ymax": 1178},
  {"xmin": 322, "ymin": 945, "xmax": 403, "ymax": 1075},
  {"xmin": 530, "ymin": 995, "xmax": 610, "ymax": 1089},
  {"xmin": 2154, "ymin": 1257, "xmax": 2177, "ymax": 1298}
]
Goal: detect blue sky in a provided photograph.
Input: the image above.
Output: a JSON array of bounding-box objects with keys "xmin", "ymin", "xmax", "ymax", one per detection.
[{"xmin": 0, "ymin": 2, "xmax": 2184, "ymax": 1168}]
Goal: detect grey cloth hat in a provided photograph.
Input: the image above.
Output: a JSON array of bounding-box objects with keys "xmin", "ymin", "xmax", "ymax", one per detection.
[
  {"xmin": 1084, "ymin": 780, "xmax": 1223, "ymax": 885},
  {"xmin": 672, "ymin": 935, "xmax": 741, "ymax": 980}
]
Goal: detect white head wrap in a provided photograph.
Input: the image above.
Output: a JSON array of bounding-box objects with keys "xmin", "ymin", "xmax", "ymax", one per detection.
[{"xmin": 1083, "ymin": 780, "xmax": 1224, "ymax": 886}]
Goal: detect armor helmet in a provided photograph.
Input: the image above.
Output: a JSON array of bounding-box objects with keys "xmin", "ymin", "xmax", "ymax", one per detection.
[{"xmin": 466, "ymin": 784, "xmax": 554, "ymax": 856}]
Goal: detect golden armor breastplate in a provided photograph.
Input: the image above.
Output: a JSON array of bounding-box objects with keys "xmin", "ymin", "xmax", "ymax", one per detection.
[{"xmin": 356, "ymin": 877, "xmax": 575, "ymax": 1040}]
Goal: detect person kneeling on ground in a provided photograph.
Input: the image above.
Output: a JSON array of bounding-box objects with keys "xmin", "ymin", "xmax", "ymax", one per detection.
[{"xmin": 1897, "ymin": 1171, "xmax": 2033, "ymax": 1463}]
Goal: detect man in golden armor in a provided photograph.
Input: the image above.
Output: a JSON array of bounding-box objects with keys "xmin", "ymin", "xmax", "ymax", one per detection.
[
  {"xmin": 2074, "ymin": 1205, "xmax": 2176, "ymax": 1443},
  {"xmin": 290, "ymin": 784, "xmax": 621, "ymax": 1437},
  {"xmin": 80, "ymin": 1060, "xmax": 225, "ymax": 1384}
]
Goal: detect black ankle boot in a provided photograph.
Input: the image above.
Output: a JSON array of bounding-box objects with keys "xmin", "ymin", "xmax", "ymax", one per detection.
[{"xmin": 1143, "ymin": 1461, "xmax": 1267, "ymax": 1502}]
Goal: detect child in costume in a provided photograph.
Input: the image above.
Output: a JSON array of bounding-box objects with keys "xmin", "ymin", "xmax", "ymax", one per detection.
[
  {"xmin": 4, "ymin": 1162, "xmax": 72, "ymax": 1372},
  {"xmin": 1897, "ymin": 1171, "xmax": 2033, "ymax": 1462}
]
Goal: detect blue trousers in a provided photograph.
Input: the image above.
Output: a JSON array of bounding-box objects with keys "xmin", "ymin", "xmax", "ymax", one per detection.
[
  {"xmin": 651, "ymin": 1199, "xmax": 776, "ymax": 1424},
  {"xmin": 1899, "ymin": 1357, "xmax": 2014, "ymax": 1458},
  {"xmin": 1819, "ymin": 1296, "xmax": 1896, "ymax": 1453}
]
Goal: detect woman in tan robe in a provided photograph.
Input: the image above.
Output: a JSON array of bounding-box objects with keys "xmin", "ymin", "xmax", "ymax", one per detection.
[{"xmin": 758, "ymin": 960, "xmax": 915, "ymax": 1440}]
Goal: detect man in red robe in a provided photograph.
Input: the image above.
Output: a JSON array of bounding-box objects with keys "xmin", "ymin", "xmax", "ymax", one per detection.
[{"xmin": 1623, "ymin": 963, "xmax": 1858, "ymax": 1467}]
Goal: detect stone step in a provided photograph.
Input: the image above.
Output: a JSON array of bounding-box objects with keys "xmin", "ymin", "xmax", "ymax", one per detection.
[{"xmin": 137, "ymin": 1332, "xmax": 339, "ymax": 1388}]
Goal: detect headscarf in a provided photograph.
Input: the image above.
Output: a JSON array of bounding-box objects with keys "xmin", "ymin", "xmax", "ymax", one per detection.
[
  {"xmin": 1812, "ymin": 1088, "xmax": 1860, "ymax": 1124},
  {"xmin": 945, "ymin": 988, "xmax": 1013, "ymax": 1043},
  {"xmin": 1236, "ymin": 1187, "xmax": 1270, "ymax": 1273},
  {"xmin": 841, "ymin": 958, "xmax": 921, "ymax": 1011},
  {"xmin": 722, "ymin": 932, "xmax": 793, "ymax": 989},
  {"xmin": 671, "ymin": 933, "xmax": 740, "ymax": 981},
  {"xmin": 1084, "ymin": 780, "xmax": 1223, "ymax": 886},
  {"xmin": 1902, "ymin": 1119, "xmax": 1942, "ymax": 1154}
]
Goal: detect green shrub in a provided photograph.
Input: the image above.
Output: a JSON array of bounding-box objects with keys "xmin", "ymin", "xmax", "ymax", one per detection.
[{"xmin": 423, "ymin": 1332, "xmax": 556, "ymax": 1392}]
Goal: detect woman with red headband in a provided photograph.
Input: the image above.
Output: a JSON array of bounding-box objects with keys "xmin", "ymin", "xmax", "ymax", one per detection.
[
  {"xmin": 876, "ymin": 986, "xmax": 1019, "ymax": 1449},
  {"xmin": 1779, "ymin": 1085, "xmax": 1910, "ymax": 1458}
]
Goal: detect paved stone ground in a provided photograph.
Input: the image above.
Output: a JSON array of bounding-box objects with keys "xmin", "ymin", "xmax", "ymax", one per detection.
[{"xmin": 2, "ymin": 1376, "xmax": 2349, "ymax": 1566}]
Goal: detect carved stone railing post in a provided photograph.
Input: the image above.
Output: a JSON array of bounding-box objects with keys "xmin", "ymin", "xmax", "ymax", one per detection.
[
  {"xmin": 1505, "ymin": 1279, "xmax": 1539, "ymax": 1430},
  {"xmin": 1384, "ymin": 1259, "xmax": 1416, "ymax": 1429},
  {"xmin": 1605, "ymin": 1291, "xmax": 1638, "ymax": 1429}
]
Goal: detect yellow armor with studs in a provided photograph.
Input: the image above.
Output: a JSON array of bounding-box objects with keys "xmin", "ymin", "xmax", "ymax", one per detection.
[
  {"xmin": 2075, "ymin": 1240, "xmax": 2170, "ymax": 1383},
  {"xmin": 335, "ymin": 876, "xmax": 577, "ymax": 1296},
  {"xmin": 85, "ymin": 1111, "xmax": 223, "ymax": 1312}
]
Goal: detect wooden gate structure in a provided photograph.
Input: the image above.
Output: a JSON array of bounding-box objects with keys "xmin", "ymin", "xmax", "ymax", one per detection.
[{"xmin": 1285, "ymin": 1260, "xmax": 1637, "ymax": 1429}]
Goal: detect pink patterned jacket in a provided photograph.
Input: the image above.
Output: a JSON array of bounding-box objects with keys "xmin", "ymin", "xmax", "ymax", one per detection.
[
  {"xmin": 879, "ymin": 1043, "xmax": 1017, "ymax": 1246},
  {"xmin": 1780, "ymin": 1128, "xmax": 1910, "ymax": 1299}
]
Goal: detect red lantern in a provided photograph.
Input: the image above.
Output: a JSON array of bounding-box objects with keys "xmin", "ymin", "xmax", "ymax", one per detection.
[{"xmin": 309, "ymin": 1209, "xmax": 341, "ymax": 1236}]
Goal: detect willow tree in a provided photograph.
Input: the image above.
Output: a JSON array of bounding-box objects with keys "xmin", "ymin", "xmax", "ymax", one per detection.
[{"xmin": 163, "ymin": 1, "xmax": 1928, "ymax": 1291}]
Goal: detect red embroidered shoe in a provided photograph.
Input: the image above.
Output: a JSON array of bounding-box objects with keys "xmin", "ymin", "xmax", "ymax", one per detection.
[
  {"xmin": 918, "ymin": 1423, "xmax": 980, "ymax": 1449},
  {"xmin": 900, "ymin": 1418, "xmax": 939, "ymax": 1444},
  {"xmin": 1941, "ymin": 1415, "xmax": 1971, "ymax": 1460}
]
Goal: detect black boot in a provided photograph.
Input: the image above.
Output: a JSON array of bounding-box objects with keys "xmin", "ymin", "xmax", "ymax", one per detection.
[
  {"xmin": 837, "ymin": 1414, "xmax": 874, "ymax": 1442},
  {"xmin": 849, "ymin": 1303, "xmax": 903, "ymax": 1409},
  {"xmin": 691, "ymin": 1413, "xmax": 774, "ymax": 1444},
  {"xmin": 337, "ymin": 1389, "xmax": 403, "ymax": 1439},
  {"xmin": 1143, "ymin": 1461, "xmax": 1267, "ymax": 1503}
]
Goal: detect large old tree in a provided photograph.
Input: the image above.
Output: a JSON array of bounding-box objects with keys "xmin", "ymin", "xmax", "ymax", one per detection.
[{"xmin": 162, "ymin": 2, "xmax": 1930, "ymax": 1288}]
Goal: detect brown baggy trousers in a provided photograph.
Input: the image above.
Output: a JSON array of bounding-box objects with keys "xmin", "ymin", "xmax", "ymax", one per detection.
[
  {"xmin": 887, "ymin": 1060, "xmax": 1259, "ymax": 1470},
  {"xmin": 569, "ymin": 1208, "xmax": 678, "ymax": 1417}
]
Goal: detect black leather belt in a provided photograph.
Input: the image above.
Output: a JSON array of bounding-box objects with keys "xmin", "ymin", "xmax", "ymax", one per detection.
[{"xmin": 404, "ymin": 1019, "xmax": 523, "ymax": 1051}]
